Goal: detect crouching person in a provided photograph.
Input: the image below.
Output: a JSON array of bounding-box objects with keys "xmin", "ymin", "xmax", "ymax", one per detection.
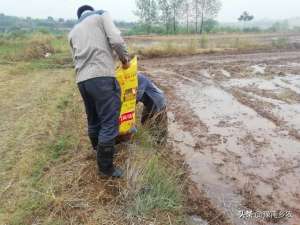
[
  {"xmin": 137, "ymin": 73, "xmax": 168, "ymax": 145},
  {"xmin": 116, "ymin": 73, "xmax": 168, "ymax": 145},
  {"xmin": 69, "ymin": 5, "xmax": 130, "ymax": 178}
]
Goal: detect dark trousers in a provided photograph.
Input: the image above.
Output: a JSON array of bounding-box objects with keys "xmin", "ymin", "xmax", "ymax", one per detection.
[{"xmin": 78, "ymin": 77, "xmax": 121, "ymax": 147}]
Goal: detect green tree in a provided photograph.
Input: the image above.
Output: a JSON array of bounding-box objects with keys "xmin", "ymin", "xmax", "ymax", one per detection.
[
  {"xmin": 183, "ymin": 0, "xmax": 192, "ymax": 33},
  {"xmin": 135, "ymin": 0, "xmax": 158, "ymax": 33},
  {"xmin": 158, "ymin": 0, "xmax": 172, "ymax": 33},
  {"xmin": 269, "ymin": 20, "xmax": 289, "ymax": 32},
  {"xmin": 170, "ymin": 0, "xmax": 184, "ymax": 33},
  {"xmin": 157, "ymin": 0, "xmax": 184, "ymax": 33},
  {"xmin": 203, "ymin": 18, "xmax": 218, "ymax": 32},
  {"xmin": 193, "ymin": 0, "xmax": 221, "ymax": 34},
  {"xmin": 47, "ymin": 16, "xmax": 54, "ymax": 21},
  {"xmin": 238, "ymin": 11, "xmax": 254, "ymax": 31}
]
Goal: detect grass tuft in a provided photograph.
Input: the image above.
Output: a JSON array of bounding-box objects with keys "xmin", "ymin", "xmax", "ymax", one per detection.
[
  {"xmin": 50, "ymin": 135, "xmax": 72, "ymax": 160},
  {"xmin": 132, "ymin": 155, "xmax": 183, "ymax": 215}
]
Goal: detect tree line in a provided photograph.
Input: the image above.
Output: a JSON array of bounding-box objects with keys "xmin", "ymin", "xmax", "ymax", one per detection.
[
  {"xmin": 135, "ymin": 0, "xmax": 222, "ymax": 34},
  {"xmin": 0, "ymin": 13, "xmax": 135, "ymax": 35}
]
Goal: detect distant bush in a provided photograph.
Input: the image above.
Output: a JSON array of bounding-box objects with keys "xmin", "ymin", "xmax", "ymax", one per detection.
[
  {"xmin": 1, "ymin": 31, "xmax": 28, "ymax": 40},
  {"xmin": 37, "ymin": 28, "xmax": 51, "ymax": 35},
  {"xmin": 215, "ymin": 26, "xmax": 242, "ymax": 33},
  {"xmin": 268, "ymin": 21, "xmax": 290, "ymax": 32},
  {"xmin": 24, "ymin": 33, "xmax": 55, "ymax": 60},
  {"xmin": 203, "ymin": 19, "xmax": 219, "ymax": 33},
  {"xmin": 125, "ymin": 24, "xmax": 167, "ymax": 35},
  {"xmin": 24, "ymin": 41, "xmax": 54, "ymax": 60},
  {"xmin": 272, "ymin": 37, "xmax": 289, "ymax": 48},
  {"xmin": 4, "ymin": 33, "xmax": 55, "ymax": 61},
  {"xmin": 292, "ymin": 26, "xmax": 300, "ymax": 32},
  {"xmin": 243, "ymin": 27, "xmax": 262, "ymax": 33}
]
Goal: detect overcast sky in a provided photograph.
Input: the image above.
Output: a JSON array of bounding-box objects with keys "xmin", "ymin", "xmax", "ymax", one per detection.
[{"xmin": 0, "ymin": 0, "xmax": 299, "ymax": 22}]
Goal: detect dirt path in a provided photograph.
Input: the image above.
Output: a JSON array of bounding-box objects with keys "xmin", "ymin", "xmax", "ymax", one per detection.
[{"xmin": 141, "ymin": 50, "xmax": 300, "ymax": 225}]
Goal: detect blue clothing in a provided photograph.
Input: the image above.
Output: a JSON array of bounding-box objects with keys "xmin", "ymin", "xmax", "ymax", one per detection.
[
  {"xmin": 77, "ymin": 10, "xmax": 105, "ymax": 24},
  {"xmin": 137, "ymin": 73, "xmax": 166, "ymax": 112}
]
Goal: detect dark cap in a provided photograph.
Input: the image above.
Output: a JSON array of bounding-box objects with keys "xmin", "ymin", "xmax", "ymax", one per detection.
[{"xmin": 77, "ymin": 5, "xmax": 94, "ymax": 19}]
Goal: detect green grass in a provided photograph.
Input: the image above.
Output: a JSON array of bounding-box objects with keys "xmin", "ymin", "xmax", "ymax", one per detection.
[
  {"xmin": 57, "ymin": 95, "xmax": 71, "ymax": 111},
  {"xmin": 132, "ymin": 155, "xmax": 183, "ymax": 215},
  {"xmin": 132, "ymin": 123, "xmax": 155, "ymax": 149},
  {"xmin": 124, "ymin": 120, "xmax": 186, "ymax": 224},
  {"xmin": 50, "ymin": 135, "xmax": 73, "ymax": 160}
]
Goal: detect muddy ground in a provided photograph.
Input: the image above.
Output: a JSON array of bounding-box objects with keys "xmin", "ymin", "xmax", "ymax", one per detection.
[{"xmin": 141, "ymin": 50, "xmax": 300, "ymax": 225}]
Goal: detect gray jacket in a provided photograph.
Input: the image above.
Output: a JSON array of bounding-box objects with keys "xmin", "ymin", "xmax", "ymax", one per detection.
[{"xmin": 68, "ymin": 11, "xmax": 129, "ymax": 83}]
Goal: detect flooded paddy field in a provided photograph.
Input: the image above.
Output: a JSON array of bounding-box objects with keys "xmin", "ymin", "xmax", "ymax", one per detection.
[{"xmin": 141, "ymin": 50, "xmax": 300, "ymax": 225}]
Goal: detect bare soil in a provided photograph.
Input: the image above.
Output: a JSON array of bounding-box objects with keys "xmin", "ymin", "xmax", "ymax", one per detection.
[{"xmin": 141, "ymin": 50, "xmax": 300, "ymax": 225}]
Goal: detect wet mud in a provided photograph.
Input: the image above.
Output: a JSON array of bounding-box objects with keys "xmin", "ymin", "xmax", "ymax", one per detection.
[{"xmin": 141, "ymin": 50, "xmax": 300, "ymax": 225}]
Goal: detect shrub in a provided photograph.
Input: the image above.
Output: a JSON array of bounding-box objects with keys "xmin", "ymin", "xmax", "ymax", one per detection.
[
  {"xmin": 23, "ymin": 33, "xmax": 55, "ymax": 59},
  {"xmin": 23, "ymin": 40, "xmax": 55, "ymax": 60}
]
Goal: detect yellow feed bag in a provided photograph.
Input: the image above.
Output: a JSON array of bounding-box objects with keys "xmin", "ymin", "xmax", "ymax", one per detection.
[{"xmin": 116, "ymin": 56, "xmax": 138, "ymax": 135}]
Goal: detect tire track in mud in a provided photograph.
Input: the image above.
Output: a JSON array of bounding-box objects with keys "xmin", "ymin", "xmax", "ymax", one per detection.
[{"xmin": 141, "ymin": 51, "xmax": 300, "ymax": 225}]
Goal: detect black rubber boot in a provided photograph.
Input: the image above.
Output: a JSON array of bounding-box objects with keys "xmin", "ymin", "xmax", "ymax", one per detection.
[
  {"xmin": 96, "ymin": 143, "xmax": 123, "ymax": 178},
  {"xmin": 89, "ymin": 136, "xmax": 98, "ymax": 151}
]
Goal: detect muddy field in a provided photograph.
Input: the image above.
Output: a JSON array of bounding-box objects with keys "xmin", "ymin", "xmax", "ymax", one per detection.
[{"xmin": 141, "ymin": 50, "xmax": 300, "ymax": 225}]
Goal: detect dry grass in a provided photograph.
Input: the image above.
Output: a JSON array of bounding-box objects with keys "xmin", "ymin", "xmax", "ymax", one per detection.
[
  {"xmin": 0, "ymin": 65, "xmax": 79, "ymax": 224},
  {"xmin": 130, "ymin": 41, "xmax": 225, "ymax": 59},
  {"xmin": 0, "ymin": 55, "xmax": 188, "ymax": 224},
  {"xmin": 127, "ymin": 33, "xmax": 299, "ymax": 59},
  {"xmin": 24, "ymin": 33, "xmax": 55, "ymax": 59},
  {"xmin": 2, "ymin": 33, "xmax": 58, "ymax": 62}
]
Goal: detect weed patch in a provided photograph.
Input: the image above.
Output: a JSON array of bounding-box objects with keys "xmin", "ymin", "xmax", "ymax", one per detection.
[
  {"xmin": 132, "ymin": 155, "xmax": 183, "ymax": 215},
  {"xmin": 50, "ymin": 135, "xmax": 72, "ymax": 160}
]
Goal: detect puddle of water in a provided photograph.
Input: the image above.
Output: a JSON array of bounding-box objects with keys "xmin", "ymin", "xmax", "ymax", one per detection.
[
  {"xmin": 241, "ymin": 91, "xmax": 300, "ymax": 131},
  {"xmin": 146, "ymin": 57, "xmax": 300, "ymax": 225},
  {"xmin": 200, "ymin": 69, "xmax": 211, "ymax": 79},
  {"xmin": 182, "ymin": 84, "xmax": 276, "ymax": 133},
  {"xmin": 172, "ymin": 82, "xmax": 300, "ymax": 224},
  {"xmin": 224, "ymin": 74, "xmax": 300, "ymax": 95},
  {"xmin": 222, "ymin": 75, "xmax": 300, "ymax": 134},
  {"xmin": 223, "ymin": 78, "xmax": 281, "ymax": 91},
  {"xmin": 283, "ymin": 74, "xmax": 300, "ymax": 86},
  {"xmin": 187, "ymin": 215, "xmax": 209, "ymax": 225},
  {"xmin": 251, "ymin": 65, "xmax": 266, "ymax": 75},
  {"xmin": 274, "ymin": 75, "xmax": 300, "ymax": 94},
  {"xmin": 169, "ymin": 120, "xmax": 252, "ymax": 225},
  {"xmin": 287, "ymin": 62, "xmax": 300, "ymax": 67},
  {"xmin": 245, "ymin": 91, "xmax": 285, "ymax": 105},
  {"xmin": 273, "ymin": 104, "xmax": 300, "ymax": 131},
  {"xmin": 223, "ymin": 74, "xmax": 300, "ymax": 132},
  {"xmin": 221, "ymin": 69, "xmax": 232, "ymax": 78}
]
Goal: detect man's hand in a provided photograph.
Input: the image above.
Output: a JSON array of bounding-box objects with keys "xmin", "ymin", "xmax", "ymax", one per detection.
[{"xmin": 122, "ymin": 62, "xmax": 130, "ymax": 70}]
